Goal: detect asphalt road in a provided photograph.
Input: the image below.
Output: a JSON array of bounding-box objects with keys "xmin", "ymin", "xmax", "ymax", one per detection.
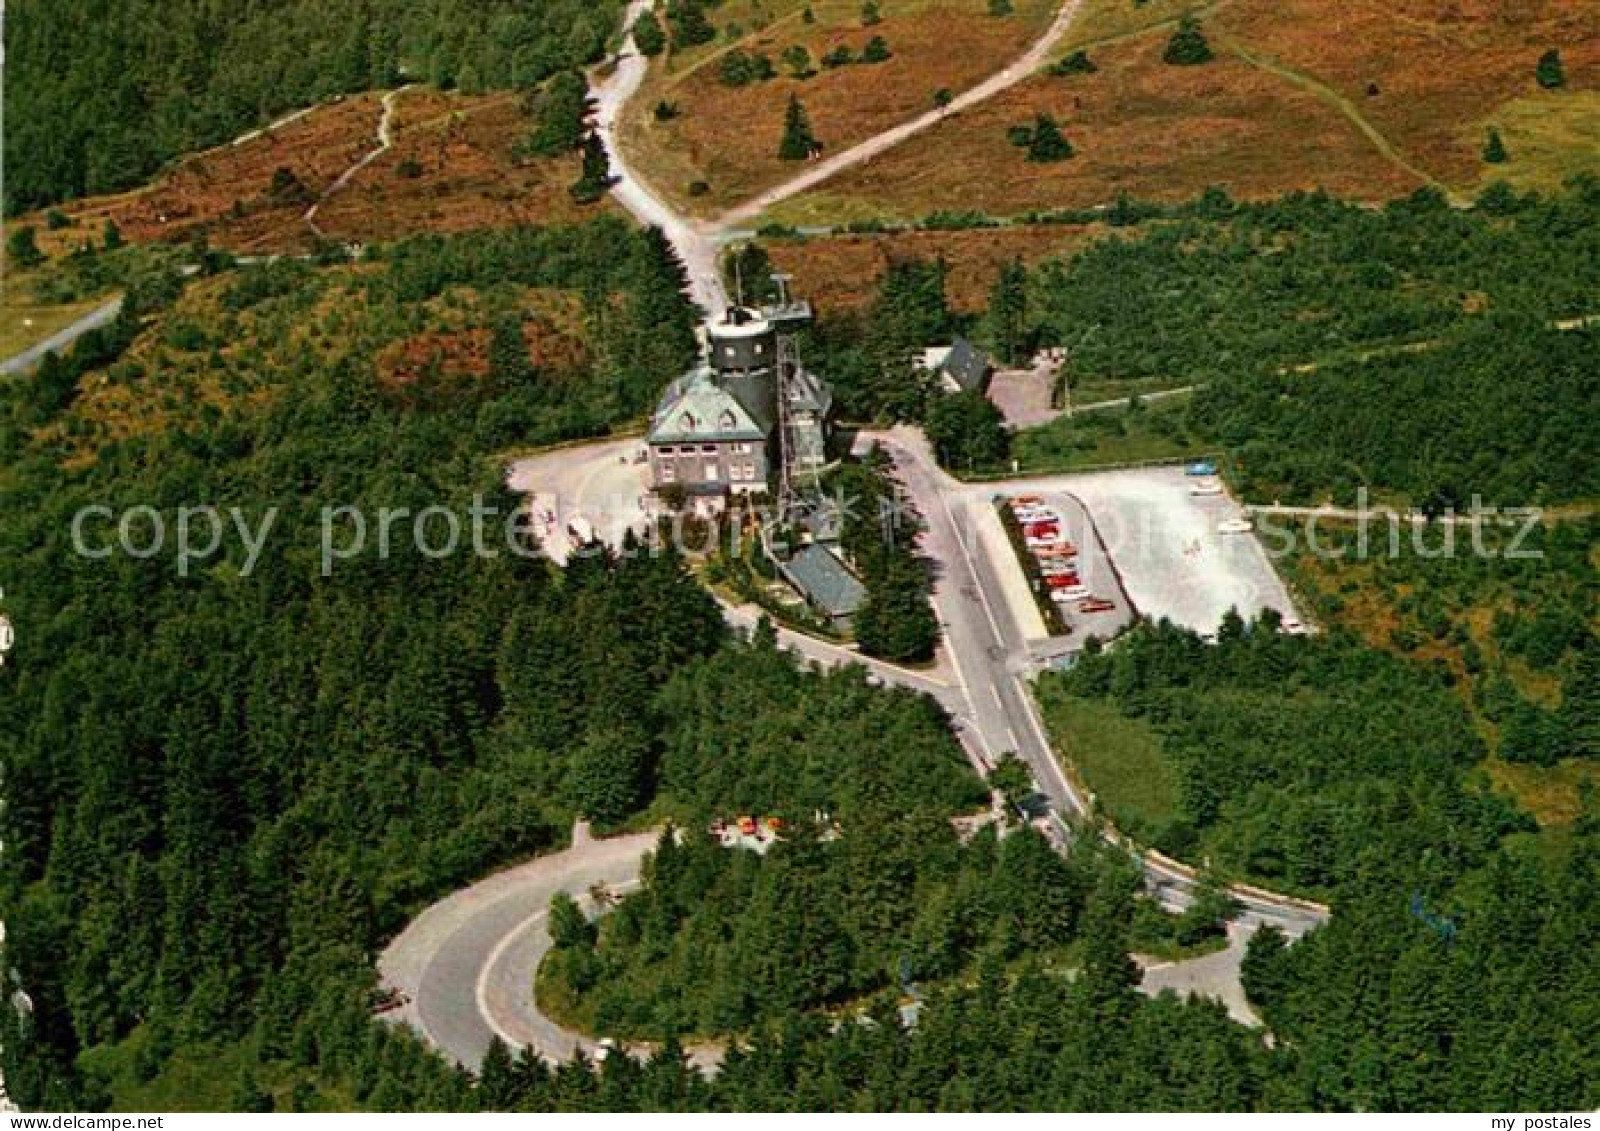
[
  {"xmin": 0, "ymin": 298, "xmax": 123, "ymax": 377},
  {"xmin": 379, "ymin": 827, "xmax": 658, "ymax": 1070},
  {"xmin": 866, "ymin": 429, "xmax": 1328, "ymax": 936}
]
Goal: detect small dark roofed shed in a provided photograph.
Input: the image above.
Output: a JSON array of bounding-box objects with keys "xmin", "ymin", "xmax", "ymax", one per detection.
[
  {"xmin": 934, "ymin": 337, "xmax": 990, "ymax": 393},
  {"xmin": 781, "ymin": 545, "xmax": 867, "ymax": 625}
]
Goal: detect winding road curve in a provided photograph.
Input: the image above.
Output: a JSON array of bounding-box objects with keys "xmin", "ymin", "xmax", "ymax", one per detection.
[
  {"xmin": 381, "ymin": 0, "xmax": 1334, "ymax": 1072},
  {"xmin": 380, "ymin": 825, "xmax": 657, "ymax": 1069}
]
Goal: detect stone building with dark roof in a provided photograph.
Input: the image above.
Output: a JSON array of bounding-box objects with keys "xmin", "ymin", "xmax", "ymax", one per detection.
[{"xmin": 647, "ymin": 302, "xmax": 833, "ymax": 509}]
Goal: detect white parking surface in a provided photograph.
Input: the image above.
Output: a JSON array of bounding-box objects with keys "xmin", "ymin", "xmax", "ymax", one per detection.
[
  {"xmin": 967, "ymin": 466, "xmax": 1301, "ymax": 637},
  {"xmin": 506, "ymin": 439, "xmax": 654, "ymax": 565}
]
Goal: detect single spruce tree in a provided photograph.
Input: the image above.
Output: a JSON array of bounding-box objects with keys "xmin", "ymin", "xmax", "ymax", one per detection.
[
  {"xmin": 570, "ymin": 132, "xmax": 613, "ymax": 202},
  {"xmin": 1483, "ymin": 127, "xmax": 1509, "ymax": 165},
  {"xmin": 1027, "ymin": 113, "xmax": 1074, "ymax": 162},
  {"xmin": 1536, "ymin": 48, "xmax": 1566, "ymax": 89},
  {"xmin": 778, "ymin": 94, "xmax": 818, "ymax": 160},
  {"xmin": 1164, "ymin": 15, "xmax": 1214, "ymax": 65}
]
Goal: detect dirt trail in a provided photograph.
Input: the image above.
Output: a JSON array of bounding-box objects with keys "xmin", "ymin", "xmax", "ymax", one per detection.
[
  {"xmin": 716, "ymin": 0, "xmax": 1090, "ymax": 228},
  {"xmin": 304, "ymin": 85, "xmax": 414, "ymax": 240},
  {"xmin": 591, "ymin": 2, "xmax": 730, "ymax": 314},
  {"xmin": 1215, "ymin": 34, "xmax": 1452, "ymax": 199}
]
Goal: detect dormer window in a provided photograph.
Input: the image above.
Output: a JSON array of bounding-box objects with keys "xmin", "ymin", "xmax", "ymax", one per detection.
[
  {"xmin": 719, "ymin": 409, "xmax": 737, "ymax": 431},
  {"xmin": 679, "ymin": 411, "xmax": 696, "ymax": 432}
]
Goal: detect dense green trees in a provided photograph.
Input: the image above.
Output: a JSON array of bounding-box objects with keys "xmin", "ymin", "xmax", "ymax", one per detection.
[
  {"xmin": 1045, "ymin": 617, "xmax": 1528, "ymax": 894},
  {"xmin": 666, "ymin": 0, "xmax": 717, "ymax": 49},
  {"xmin": 0, "ymin": 218, "xmax": 710, "ymax": 1108},
  {"xmin": 548, "ymin": 823, "xmax": 1097, "ymax": 1037},
  {"xmin": 521, "ymin": 71, "xmax": 592, "ymax": 158},
  {"xmin": 924, "ymin": 391, "xmax": 1010, "ymax": 472},
  {"xmin": 1026, "ymin": 113, "xmax": 1074, "ymax": 162},
  {"xmin": 632, "ymin": 10, "xmax": 667, "ymax": 57},
  {"xmin": 1023, "ymin": 184, "xmax": 1600, "ymax": 503},
  {"xmin": 7, "ymin": 224, "xmax": 44, "ymax": 267},
  {"xmin": 982, "ymin": 259, "xmax": 1030, "ymax": 366},
  {"xmin": 720, "ymin": 49, "xmax": 777, "ymax": 87},
  {"xmin": 3, "ymin": 0, "xmax": 623, "ymax": 212},
  {"xmin": 831, "ymin": 453, "xmax": 941, "ymax": 663}
]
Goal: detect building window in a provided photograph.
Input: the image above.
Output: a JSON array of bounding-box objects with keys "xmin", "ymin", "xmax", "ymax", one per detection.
[
  {"xmin": 657, "ymin": 445, "xmax": 674, "ymax": 455},
  {"xmin": 720, "ymin": 409, "xmax": 737, "ymax": 431},
  {"xmin": 724, "ymin": 346, "xmax": 736, "ymax": 358},
  {"xmin": 704, "ymin": 463, "xmax": 720, "ymax": 482},
  {"xmin": 660, "ymin": 464, "xmax": 676, "ymax": 482},
  {"xmin": 701, "ymin": 444, "xmax": 717, "ymax": 454},
  {"xmin": 679, "ymin": 411, "xmax": 696, "ymax": 432}
]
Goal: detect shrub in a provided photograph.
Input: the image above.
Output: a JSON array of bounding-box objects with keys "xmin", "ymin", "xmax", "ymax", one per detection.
[
  {"xmin": 1536, "ymin": 48, "xmax": 1566, "ymax": 89},
  {"xmin": 1164, "ymin": 16, "xmax": 1213, "ymax": 65}
]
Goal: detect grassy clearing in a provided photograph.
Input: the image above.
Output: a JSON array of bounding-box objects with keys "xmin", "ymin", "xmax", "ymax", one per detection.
[
  {"xmin": 1036, "ymin": 688, "xmax": 1182, "ymax": 843},
  {"xmin": 776, "ymin": 25, "xmax": 1422, "ymax": 221},
  {"xmin": 1010, "ymin": 396, "xmax": 1204, "ymax": 475},
  {"xmin": 1211, "ymin": 0, "xmax": 1600, "ymax": 190},
  {"xmin": 0, "ymin": 283, "xmax": 116, "ymax": 360},
  {"xmin": 760, "ymin": 221, "xmax": 1098, "ymax": 313},
  {"xmin": 1477, "ymin": 91, "xmax": 1600, "ymax": 196}
]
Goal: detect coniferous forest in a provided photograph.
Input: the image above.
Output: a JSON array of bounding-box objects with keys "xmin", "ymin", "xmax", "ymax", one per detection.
[
  {"xmin": 2, "ymin": 0, "xmax": 1597, "ymax": 1110},
  {"xmin": 2, "ymin": 0, "xmax": 622, "ymax": 213}
]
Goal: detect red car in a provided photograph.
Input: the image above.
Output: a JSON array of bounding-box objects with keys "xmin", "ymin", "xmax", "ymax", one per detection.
[
  {"xmin": 1045, "ymin": 573, "xmax": 1083, "ymax": 589},
  {"xmin": 1036, "ymin": 542, "xmax": 1078, "ymax": 557},
  {"xmin": 1078, "ymin": 597, "xmax": 1116, "ymax": 614},
  {"xmin": 1023, "ymin": 522, "xmax": 1060, "ymax": 539}
]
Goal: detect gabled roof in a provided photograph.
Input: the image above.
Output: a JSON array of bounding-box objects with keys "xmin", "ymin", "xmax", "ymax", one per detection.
[
  {"xmin": 781, "ymin": 544, "xmax": 866, "ymax": 618},
  {"xmin": 648, "ymin": 366, "xmax": 771, "ymax": 444},
  {"xmin": 785, "ymin": 365, "xmax": 833, "ymax": 416},
  {"xmin": 937, "ymin": 337, "xmax": 990, "ymax": 392}
]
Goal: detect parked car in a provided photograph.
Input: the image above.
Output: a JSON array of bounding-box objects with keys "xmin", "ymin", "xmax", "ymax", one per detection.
[
  {"xmin": 1189, "ymin": 477, "xmax": 1223, "ymax": 497},
  {"xmin": 1078, "ymin": 597, "xmax": 1116, "ymax": 614},
  {"xmin": 1185, "ymin": 459, "xmax": 1217, "ymax": 477},
  {"xmin": 1216, "ymin": 517, "xmax": 1255, "ymax": 534},
  {"xmin": 1035, "ymin": 542, "xmax": 1078, "ymax": 558},
  {"xmin": 1051, "ymin": 585, "xmax": 1092, "ymax": 602},
  {"xmin": 1045, "ymin": 573, "xmax": 1083, "ymax": 589}
]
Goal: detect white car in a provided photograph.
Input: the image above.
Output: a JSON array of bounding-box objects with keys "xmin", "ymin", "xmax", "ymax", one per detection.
[
  {"xmin": 1190, "ymin": 477, "xmax": 1224, "ymax": 497},
  {"xmin": 1026, "ymin": 535, "xmax": 1065, "ymax": 550},
  {"xmin": 1015, "ymin": 507, "xmax": 1058, "ymax": 523},
  {"xmin": 1216, "ymin": 517, "xmax": 1255, "ymax": 535},
  {"xmin": 1051, "ymin": 585, "xmax": 1091, "ymax": 603}
]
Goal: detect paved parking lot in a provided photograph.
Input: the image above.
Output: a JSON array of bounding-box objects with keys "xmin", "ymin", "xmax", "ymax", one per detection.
[
  {"xmin": 977, "ymin": 491, "xmax": 1134, "ymax": 651},
  {"xmin": 506, "ymin": 438, "xmax": 653, "ymax": 565},
  {"xmin": 965, "ymin": 466, "xmax": 1301, "ymax": 642}
]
